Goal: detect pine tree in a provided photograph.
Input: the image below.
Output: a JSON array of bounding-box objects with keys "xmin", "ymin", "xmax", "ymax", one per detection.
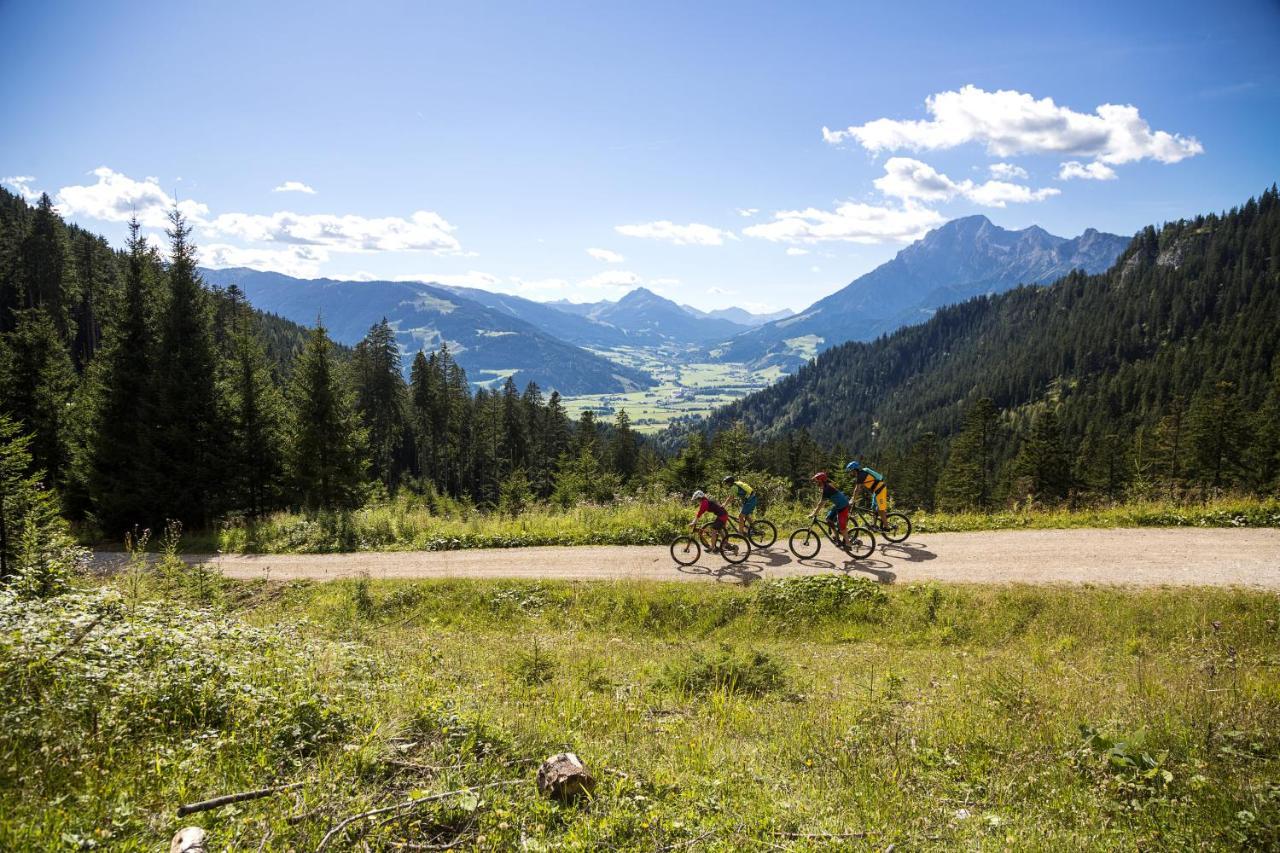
[
  {"xmin": 664, "ymin": 431, "xmax": 708, "ymax": 493},
  {"xmin": 408, "ymin": 350, "xmax": 437, "ymax": 483},
  {"xmin": 709, "ymin": 420, "xmax": 752, "ymax": 480},
  {"xmin": 936, "ymin": 398, "xmax": 999, "ymax": 512},
  {"xmin": 608, "ymin": 409, "xmax": 639, "ymax": 482},
  {"xmin": 352, "ymin": 319, "xmax": 407, "ymax": 489},
  {"xmin": 0, "ymin": 308, "xmax": 76, "ymax": 484},
  {"xmin": 16, "ymin": 194, "xmax": 79, "ymax": 340},
  {"xmin": 1152, "ymin": 397, "xmax": 1187, "ymax": 501},
  {"xmin": 0, "ymin": 415, "xmax": 80, "ymax": 597},
  {"xmin": 85, "ymin": 220, "xmax": 158, "ymax": 534},
  {"xmin": 151, "ymin": 209, "xmax": 227, "ymax": 527},
  {"xmin": 897, "ymin": 432, "xmax": 940, "ymax": 511},
  {"xmin": 222, "ymin": 295, "xmax": 287, "ymax": 516},
  {"xmin": 1012, "ymin": 409, "xmax": 1071, "ymax": 503},
  {"xmin": 1186, "ymin": 381, "xmax": 1250, "ymax": 497},
  {"xmin": 573, "ymin": 410, "xmax": 599, "ymax": 457},
  {"xmin": 287, "ymin": 322, "xmax": 368, "ymax": 510}
]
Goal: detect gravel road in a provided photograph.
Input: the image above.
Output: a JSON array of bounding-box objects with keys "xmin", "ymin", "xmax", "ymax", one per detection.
[{"xmin": 92, "ymin": 528, "xmax": 1280, "ymax": 588}]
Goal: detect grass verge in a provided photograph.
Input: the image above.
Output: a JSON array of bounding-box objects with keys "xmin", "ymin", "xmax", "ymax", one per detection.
[{"xmin": 4, "ymin": 571, "xmax": 1279, "ymax": 850}]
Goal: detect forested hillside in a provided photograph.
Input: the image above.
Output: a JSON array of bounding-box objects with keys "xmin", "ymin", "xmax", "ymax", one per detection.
[{"xmin": 704, "ymin": 188, "xmax": 1280, "ymax": 508}]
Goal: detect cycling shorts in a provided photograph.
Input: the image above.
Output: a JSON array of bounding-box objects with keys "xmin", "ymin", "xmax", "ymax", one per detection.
[
  {"xmin": 741, "ymin": 494, "xmax": 759, "ymax": 517},
  {"xmin": 709, "ymin": 514, "xmax": 728, "ymax": 531},
  {"xmin": 871, "ymin": 485, "xmax": 888, "ymax": 512},
  {"xmin": 826, "ymin": 505, "xmax": 850, "ymax": 532}
]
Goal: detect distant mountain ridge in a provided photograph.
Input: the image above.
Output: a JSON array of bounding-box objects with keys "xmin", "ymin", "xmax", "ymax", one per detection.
[
  {"xmin": 714, "ymin": 215, "xmax": 1131, "ymax": 369},
  {"xmin": 198, "ymin": 268, "xmax": 655, "ymax": 395}
]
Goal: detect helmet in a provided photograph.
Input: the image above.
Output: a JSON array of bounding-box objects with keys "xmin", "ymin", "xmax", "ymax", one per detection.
[
  {"xmin": 721, "ymin": 475, "xmax": 734, "ymax": 485},
  {"xmin": 845, "ymin": 460, "xmax": 862, "ymax": 472},
  {"xmin": 692, "ymin": 489, "xmax": 706, "ymax": 501},
  {"xmin": 811, "ymin": 472, "xmax": 828, "ymax": 483}
]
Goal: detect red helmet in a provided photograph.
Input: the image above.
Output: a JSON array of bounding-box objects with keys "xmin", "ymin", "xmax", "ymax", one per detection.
[{"xmin": 811, "ymin": 471, "xmax": 828, "ymax": 482}]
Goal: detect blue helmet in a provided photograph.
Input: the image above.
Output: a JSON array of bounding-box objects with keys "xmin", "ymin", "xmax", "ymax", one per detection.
[{"xmin": 844, "ymin": 460, "xmax": 862, "ymax": 472}]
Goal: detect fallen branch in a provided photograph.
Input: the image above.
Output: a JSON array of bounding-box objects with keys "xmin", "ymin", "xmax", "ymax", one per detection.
[
  {"xmin": 315, "ymin": 780, "xmax": 521, "ymax": 853},
  {"xmin": 177, "ymin": 781, "xmax": 307, "ymax": 817}
]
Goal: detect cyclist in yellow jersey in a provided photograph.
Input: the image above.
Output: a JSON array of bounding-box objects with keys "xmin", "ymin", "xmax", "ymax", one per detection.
[
  {"xmin": 721, "ymin": 475, "xmax": 758, "ymax": 534},
  {"xmin": 845, "ymin": 460, "xmax": 890, "ymax": 531}
]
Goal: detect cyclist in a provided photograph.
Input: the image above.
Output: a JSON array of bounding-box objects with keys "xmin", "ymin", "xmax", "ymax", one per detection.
[
  {"xmin": 809, "ymin": 472, "xmax": 851, "ymax": 549},
  {"xmin": 691, "ymin": 489, "xmax": 731, "ymax": 552},
  {"xmin": 721, "ymin": 475, "xmax": 758, "ymax": 536},
  {"xmin": 846, "ymin": 460, "xmax": 890, "ymax": 531}
]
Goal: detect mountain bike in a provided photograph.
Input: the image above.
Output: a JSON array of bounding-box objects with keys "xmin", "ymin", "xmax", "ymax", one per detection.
[
  {"xmin": 732, "ymin": 514, "xmax": 777, "ymax": 548},
  {"xmin": 670, "ymin": 522, "xmax": 752, "ymax": 566},
  {"xmin": 851, "ymin": 502, "xmax": 913, "ymax": 544},
  {"xmin": 788, "ymin": 513, "xmax": 876, "ymax": 560}
]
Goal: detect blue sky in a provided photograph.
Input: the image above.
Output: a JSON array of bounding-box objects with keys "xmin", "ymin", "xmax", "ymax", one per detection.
[{"xmin": 2, "ymin": 0, "xmax": 1277, "ymax": 312}]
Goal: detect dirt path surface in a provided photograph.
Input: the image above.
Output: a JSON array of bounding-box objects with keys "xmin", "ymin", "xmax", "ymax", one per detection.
[{"xmin": 93, "ymin": 528, "xmax": 1280, "ymax": 588}]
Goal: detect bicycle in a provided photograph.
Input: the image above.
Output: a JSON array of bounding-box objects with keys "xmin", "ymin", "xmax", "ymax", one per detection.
[
  {"xmin": 851, "ymin": 501, "xmax": 913, "ymax": 544},
  {"xmin": 670, "ymin": 522, "xmax": 752, "ymax": 566},
  {"xmin": 787, "ymin": 512, "xmax": 876, "ymax": 560},
  {"xmin": 732, "ymin": 514, "xmax": 777, "ymax": 549}
]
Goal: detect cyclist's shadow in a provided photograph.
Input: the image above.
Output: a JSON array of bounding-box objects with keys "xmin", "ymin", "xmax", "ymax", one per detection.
[
  {"xmin": 675, "ymin": 561, "xmax": 765, "ymax": 585},
  {"xmin": 793, "ymin": 555, "xmax": 897, "ymax": 584},
  {"xmin": 743, "ymin": 547, "xmax": 791, "ymax": 569},
  {"xmin": 879, "ymin": 541, "xmax": 936, "ymax": 563}
]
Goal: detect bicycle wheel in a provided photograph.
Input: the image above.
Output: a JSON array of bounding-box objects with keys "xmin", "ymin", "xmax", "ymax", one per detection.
[
  {"xmin": 845, "ymin": 526, "xmax": 876, "ymax": 560},
  {"xmin": 748, "ymin": 519, "xmax": 777, "ymax": 549},
  {"xmin": 670, "ymin": 535, "xmax": 701, "ymax": 566},
  {"xmin": 720, "ymin": 532, "xmax": 752, "ymax": 565},
  {"xmin": 881, "ymin": 511, "xmax": 912, "ymax": 544},
  {"xmin": 788, "ymin": 527, "xmax": 822, "ymax": 560}
]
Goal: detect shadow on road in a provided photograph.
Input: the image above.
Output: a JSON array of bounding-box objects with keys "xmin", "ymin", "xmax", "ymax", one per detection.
[
  {"xmin": 879, "ymin": 541, "xmax": 937, "ymax": 563},
  {"xmin": 674, "ymin": 561, "xmax": 764, "ymax": 585}
]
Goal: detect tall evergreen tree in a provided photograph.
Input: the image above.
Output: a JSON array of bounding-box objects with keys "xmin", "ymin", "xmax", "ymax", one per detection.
[
  {"xmin": 408, "ymin": 350, "xmax": 437, "ymax": 483},
  {"xmin": 151, "ymin": 208, "xmax": 226, "ymax": 527},
  {"xmin": 84, "ymin": 220, "xmax": 158, "ymax": 534},
  {"xmin": 897, "ymin": 431, "xmax": 941, "ymax": 511},
  {"xmin": 609, "ymin": 409, "xmax": 639, "ymax": 482},
  {"xmin": 1011, "ymin": 409, "xmax": 1071, "ymax": 502},
  {"xmin": 222, "ymin": 294, "xmax": 287, "ymax": 516},
  {"xmin": 0, "ymin": 308, "xmax": 76, "ymax": 485},
  {"xmin": 936, "ymin": 398, "xmax": 999, "ymax": 511},
  {"xmin": 15, "ymin": 194, "xmax": 79, "ymax": 340},
  {"xmin": 1186, "ymin": 381, "xmax": 1250, "ymax": 496},
  {"xmin": 287, "ymin": 322, "xmax": 368, "ymax": 510},
  {"xmin": 352, "ymin": 318, "xmax": 407, "ymax": 489}
]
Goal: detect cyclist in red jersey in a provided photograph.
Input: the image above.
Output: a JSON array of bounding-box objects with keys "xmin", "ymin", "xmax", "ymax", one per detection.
[{"xmin": 691, "ymin": 489, "xmax": 731, "ymax": 552}]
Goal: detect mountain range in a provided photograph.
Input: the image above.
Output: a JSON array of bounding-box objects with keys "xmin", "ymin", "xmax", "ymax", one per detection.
[
  {"xmin": 198, "ymin": 268, "xmax": 655, "ymax": 395},
  {"xmin": 712, "ymin": 216, "xmax": 1131, "ymax": 369}
]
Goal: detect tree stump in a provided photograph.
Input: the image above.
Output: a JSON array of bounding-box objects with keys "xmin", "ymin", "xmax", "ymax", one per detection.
[
  {"xmin": 171, "ymin": 827, "xmax": 208, "ymax": 853},
  {"xmin": 536, "ymin": 752, "xmax": 595, "ymax": 802}
]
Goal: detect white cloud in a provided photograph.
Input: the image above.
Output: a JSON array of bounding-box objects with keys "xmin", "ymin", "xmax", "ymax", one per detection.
[
  {"xmin": 735, "ymin": 208, "xmax": 759, "ymax": 217},
  {"xmin": 744, "ymin": 200, "xmax": 945, "ymax": 245},
  {"xmin": 785, "ymin": 247, "xmax": 809, "ymax": 256},
  {"xmin": 273, "ymin": 180, "xmax": 317, "ymax": 194},
  {"xmin": 56, "ymin": 167, "xmax": 209, "ymax": 228},
  {"xmin": 205, "ymin": 210, "xmax": 460, "ymax": 253},
  {"xmin": 586, "ymin": 247, "xmax": 625, "ymax": 263},
  {"xmin": 989, "ymin": 162, "xmax": 1028, "ymax": 180},
  {"xmin": 580, "ymin": 270, "xmax": 642, "ymax": 289},
  {"xmin": 824, "ymin": 85, "xmax": 1203, "ymax": 165},
  {"xmin": 2, "ymin": 175, "xmax": 41, "ymax": 203},
  {"xmin": 1058, "ymin": 160, "xmax": 1118, "ymax": 181},
  {"xmin": 202, "ymin": 243, "xmax": 328, "ymax": 278},
  {"xmin": 615, "ymin": 220, "xmax": 737, "ymax": 246},
  {"xmin": 874, "ymin": 157, "xmax": 1058, "ymax": 208}
]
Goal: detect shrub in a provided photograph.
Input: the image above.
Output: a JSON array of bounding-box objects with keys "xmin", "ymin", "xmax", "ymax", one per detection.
[
  {"xmin": 754, "ymin": 574, "xmax": 887, "ymax": 620},
  {"xmin": 658, "ymin": 645, "xmax": 788, "ymax": 696}
]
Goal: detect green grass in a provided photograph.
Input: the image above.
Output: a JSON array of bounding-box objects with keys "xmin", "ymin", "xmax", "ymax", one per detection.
[
  {"xmin": 197, "ymin": 495, "xmax": 1280, "ymax": 555},
  {"xmin": 4, "ymin": 572, "xmax": 1279, "ymax": 850}
]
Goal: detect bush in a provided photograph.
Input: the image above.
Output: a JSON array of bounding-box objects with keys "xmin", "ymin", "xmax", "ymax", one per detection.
[
  {"xmin": 658, "ymin": 644, "xmax": 788, "ymax": 696},
  {"xmin": 754, "ymin": 574, "xmax": 887, "ymax": 620}
]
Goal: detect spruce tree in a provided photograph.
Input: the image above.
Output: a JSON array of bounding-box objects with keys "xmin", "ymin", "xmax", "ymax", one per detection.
[
  {"xmin": 936, "ymin": 398, "xmax": 999, "ymax": 511},
  {"xmin": 352, "ymin": 319, "xmax": 407, "ymax": 489},
  {"xmin": 408, "ymin": 350, "xmax": 437, "ymax": 483},
  {"xmin": 16, "ymin": 194, "xmax": 79, "ymax": 340},
  {"xmin": 287, "ymin": 322, "xmax": 368, "ymax": 510},
  {"xmin": 1012, "ymin": 409, "xmax": 1071, "ymax": 503},
  {"xmin": 0, "ymin": 415, "xmax": 80, "ymax": 596},
  {"xmin": 897, "ymin": 432, "xmax": 940, "ymax": 511},
  {"xmin": 0, "ymin": 308, "xmax": 76, "ymax": 484},
  {"xmin": 85, "ymin": 220, "xmax": 158, "ymax": 534},
  {"xmin": 609, "ymin": 409, "xmax": 639, "ymax": 482},
  {"xmin": 222, "ymin": 296, "xmax": 287, "ymax": 516},
  {"xmin": 152, "ymin": 209, "xmax": 226, "ymax": 527},
  {"xmin": 1186, "ymin": 381, "xmax": 1249, "ymax": 496}
]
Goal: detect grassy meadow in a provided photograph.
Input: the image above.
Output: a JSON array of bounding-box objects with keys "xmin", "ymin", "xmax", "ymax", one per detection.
[
  {"xmin": 199, "ymin": 495, "xmax": 1280, "ymax": 555},
  {"xmin": 3, "ymin": 567, "xmax": 1278, "ymax": 851}
]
